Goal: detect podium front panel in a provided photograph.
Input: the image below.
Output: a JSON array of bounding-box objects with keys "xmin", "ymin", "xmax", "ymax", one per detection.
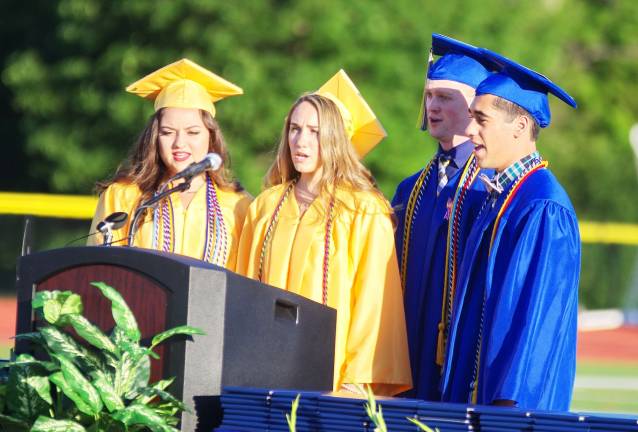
[{"xmin": 36, "ymin": 264, "xmax": 168, "ymax": 381}]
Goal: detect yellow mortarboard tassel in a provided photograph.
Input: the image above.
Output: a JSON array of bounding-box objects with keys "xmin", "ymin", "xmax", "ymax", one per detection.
[
  {"xmin": 417, "ymin": 48, "xmax": 434, "ymax": 130},
  {"xmin": 125, "ymin": 58, "xmax": 243, "ymax": 118},
  {"xmin": 314, "ymin": 69, "xmax": 387, "ymax": 158}
]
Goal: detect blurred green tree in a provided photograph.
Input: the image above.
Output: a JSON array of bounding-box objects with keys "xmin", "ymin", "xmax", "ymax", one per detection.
[{"xmin": 1, "ymin": 0, "xmax": 638, "ymax": 306}]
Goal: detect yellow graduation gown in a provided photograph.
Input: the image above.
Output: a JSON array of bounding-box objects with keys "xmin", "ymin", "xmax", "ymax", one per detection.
[
  {"xmin": 236, "ymin": 183, "xmax": 412, "ymax": 395},
  {"xmin": 88, "ymin": 181, "xmax": 252, "ymax": 271}
]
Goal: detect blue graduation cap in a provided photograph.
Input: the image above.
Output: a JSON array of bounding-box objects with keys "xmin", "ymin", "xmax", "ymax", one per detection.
[
  {"xmin": 428, "ymin": 33, "xmax": 496, "ymax": 88},
  {"xmin": 475, "ymin": 48, "xmax": 577, "ymax": 128},
  {"xmin": 420, "ymin": 34, "xmax": 495, "ymax": 130}
]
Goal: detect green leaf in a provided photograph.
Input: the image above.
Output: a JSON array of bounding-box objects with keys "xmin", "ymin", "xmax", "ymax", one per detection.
[
  {"xmin": 0, "ymin": 413, "xmax": 30, "ymax": 431},
  {"xmin": 2, "ymin": 354, "xmax": 57, "ymax": 375},
  {"xmin": 407, "ymin": 417, "xmax": 440, "ymax": 432},
  {"xmin": 113, "ymin": 349, "xmax": 150, "ymax": 399},
  {"xmin": 55, "ymin": 354, "xmax": 103, "ymax": 415},
  {"xmin": 91, "ymin": 370, "xmax": 124, "ymax": 412},
  {"xmin": 114, "ymin": 351, "xmax": 135, "ymax": 397},
  {"xmin": 39, "ymin": 326, "xmax": 103, "ymax": 371},
  {"xmin": 143, "ymin": 348, "xmax": 161, "ymax": 360},
  {"xmin": 60, "ymin": 293, "xmax": 83, "ymax": 316},
  {"xmin": 0, "ymin": 383, "xmax": 5, "ymax": 412},
  {"xmin": 26, "ymin": 374, "xmax": 53, "ymax": 405},
  {"xmin": 43, "ymin": 299, "xmax": 62, "ymax": 324},
  {"xmin": 91, "ymin": 281, "xmax": 140, "ymax": 342},
  {"xmin": 32, "ymin": 290, "xmax": 63, "ymax": 309},
  {"xmin": 126, "ymin": 354, "xmax": 150, "ymax": 400},
  {"xmin": 361, "ymin": 384, "xmax": 387, "ymax": 432},
  {"xmin": 31, "ymin": 416, "xmax": 86, "ymax": 432},
  {"xmin": 49, "ymin": 371, "xmax": 95, "ymax": 417},
  {"xmin": 135, "ymin": 386, "xmax": 187, "ymax": 412},
  {"xmin": 112, "ymin": 327, "xmax": 146, "ymax": 361},
  {"xmin": 150, "ymin": 325, "xmax": 205, "ymax": 351},
  {"xmin": 112, "ymin": 404, "xmax": 178, "ymax": 432},
  {"xmin": 68, "ymin": 314, "xmax": 116, "ymax": 354},
  {"xmin": 135, "ymin": 378, "xmax": 174, "ymax": 405},
  {"xmin": 13, "ymin": 332, "xmax": 45, "ymax": 348},
  {"xmin": 286, "ymin": 394, "xmax": 300, "ymax": 432},
  {"xmin": 6, "ymin": 355, "xmax": 51, "ymax": 422}
]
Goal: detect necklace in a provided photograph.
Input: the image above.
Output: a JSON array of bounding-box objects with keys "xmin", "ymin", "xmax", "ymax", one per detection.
[
  {"xmin": 294, "ymin": 182, "xmax": 318, "ymax": 215},
  {"xmin": 258, "ymin": 180, "xmax": 335, "ymax": 305}
]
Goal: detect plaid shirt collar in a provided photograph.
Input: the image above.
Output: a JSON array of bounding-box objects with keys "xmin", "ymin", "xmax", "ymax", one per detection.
[{"xmin": 494, "ymin": 151, "xmax": 542, "ymax": 191}]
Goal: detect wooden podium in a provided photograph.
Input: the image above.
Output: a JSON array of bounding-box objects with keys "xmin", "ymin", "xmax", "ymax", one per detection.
[{"xmin": 15, "ymin": 246, "xmax": 336, "ymax": 432}]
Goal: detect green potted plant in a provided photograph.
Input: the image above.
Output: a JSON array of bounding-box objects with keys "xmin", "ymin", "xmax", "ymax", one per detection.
[{"xmin": 0, "ymin": 281, "xmax": 204, "ymax": 431}]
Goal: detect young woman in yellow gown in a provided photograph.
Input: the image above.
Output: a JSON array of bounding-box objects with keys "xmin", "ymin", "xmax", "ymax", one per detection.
[
  {"xmin": 236, "ymin": 70, "xmax": 412, "ymax": 396},
  {"xmin": 89, "ymin": 59, "xmax": 252, "ymax": 270}
]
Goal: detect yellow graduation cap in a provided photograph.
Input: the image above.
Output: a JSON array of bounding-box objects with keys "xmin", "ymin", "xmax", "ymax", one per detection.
[
  {"xmin": 314, "ymin": 69, "xmax": 387, "ymax": 158},
  {"xmin": 126, "ymin": 58, "xmax": 243, "ymax": 117}
]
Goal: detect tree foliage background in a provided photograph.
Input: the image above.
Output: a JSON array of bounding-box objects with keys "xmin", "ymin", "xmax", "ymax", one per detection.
[{"xmin": 1, "ymin": 0, "xmax": 637, "ymax": 307}]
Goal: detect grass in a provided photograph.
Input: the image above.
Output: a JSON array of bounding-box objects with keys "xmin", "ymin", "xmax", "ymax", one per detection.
[
  {"xmin": 572, "ymin": 388, "xmax": 638, "ymax": 414},
  {"xmin": 0, "ymin": 344, "xmax": 10, "ymax": 359},
  {"xmin": 571, "ymin": 360, "xmax": 638, "ymax": 414},
  {"xmin": 576, "ymin": 361, "xmax": 638, "ymax": 377}
]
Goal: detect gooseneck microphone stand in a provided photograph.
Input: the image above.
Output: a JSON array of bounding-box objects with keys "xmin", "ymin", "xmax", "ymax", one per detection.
[{"xmin": 127, "ymin": 180, "xmax": 191, "ymax": 248}]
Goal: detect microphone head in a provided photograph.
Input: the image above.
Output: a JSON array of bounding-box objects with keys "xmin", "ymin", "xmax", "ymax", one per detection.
[
  {"xmin": 204, "ymin": 153, "xmax": 223, "ymax": 171},
  {"xmin": 105, "ymin": 211, "xmax": 129, "ymax": 229},
  {"xmin": 97, "ymin": 212, "xmax": 129, "ymax": 233}
]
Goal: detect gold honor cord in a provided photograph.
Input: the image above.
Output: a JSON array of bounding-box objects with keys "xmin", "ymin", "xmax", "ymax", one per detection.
[
  {"xmin": 399, "ymin": 160, "xmax": 435, "ymax": 291},
  {"xmin": 258, "ymin": 182, "xmax": 295, "ymax": 283},
  {"xmin": 436, "ymin": 154, "xmax": 479, "ymax": 367},
  {"xmin": 257, "ymin": 181, "xmax": 335, "ymax": 306}
]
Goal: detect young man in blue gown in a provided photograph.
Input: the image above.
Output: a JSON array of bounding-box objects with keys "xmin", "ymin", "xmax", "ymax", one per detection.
[
  {"xmin": 392, "ymin": 34, "xmax": 493, "ymax": 400},
  {"xmin": 440, "ymin": 48, "xmax": 580, "ymax": 411}
]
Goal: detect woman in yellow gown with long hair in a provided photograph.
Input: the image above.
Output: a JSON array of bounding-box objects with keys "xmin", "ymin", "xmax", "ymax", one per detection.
[
  {"xmin": 89, "ymin": 59, "xmax": 251, "ymax": 270},
  {"xmin": 236, "ymin": 70, "xmax": 412, "ymax": 396}
]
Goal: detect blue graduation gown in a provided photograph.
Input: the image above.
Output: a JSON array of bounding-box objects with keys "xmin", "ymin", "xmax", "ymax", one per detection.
[
  {"xmin": 440, "ymin": 168, "xmax": 580, "ymax": 411},
  {"xmin": 392, "ymin": 153, "xmax": 490, "ymax": 400}
]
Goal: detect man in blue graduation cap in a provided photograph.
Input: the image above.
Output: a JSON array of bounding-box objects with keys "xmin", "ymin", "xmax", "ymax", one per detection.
[
  {"xmin": 392, "ymin": 34, "xmax": 494, "ymax": 400},
  {"xmin": 440, "ymin": 48, "xmax": 580, "ymax": 411}
]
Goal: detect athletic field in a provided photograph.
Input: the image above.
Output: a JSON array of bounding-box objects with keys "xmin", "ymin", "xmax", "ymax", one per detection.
[{"xmin": 1, "ymin": 296, "xmax": 636, "ymax": 414}]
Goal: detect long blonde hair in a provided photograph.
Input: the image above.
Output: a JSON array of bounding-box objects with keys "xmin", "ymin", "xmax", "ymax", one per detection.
[
  {"xmin": 266, "ymin": 94, "xmax": 381, "ymax": 200},
  {"xmin": 97, "ymin": 108, "xmax": 242, "ymax": 203}
]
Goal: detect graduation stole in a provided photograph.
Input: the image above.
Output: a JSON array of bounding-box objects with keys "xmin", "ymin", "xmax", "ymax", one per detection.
[
  {"xmin": 258, "ymin": 181, "xmax": 336, "ymax": 305},
  {"xmin": 436, "ymin": 153, "xmax": 479, "ymax": 366},
  {"xmin": 470, "ymin": 159, "xmax": 548, "ymax": 404},
  {"xmin": 152, "ymin": 173, "xmax": 228, "ymax": 266}
]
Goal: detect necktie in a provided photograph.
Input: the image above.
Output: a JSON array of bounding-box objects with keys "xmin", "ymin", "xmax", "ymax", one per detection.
[
  {"xmin": 478, "ymin": 173, "xmax": 504, "ymax": 203},
  {"xmin": 437, "ymin": 154, "xmax": 451, "ymax": 196}
]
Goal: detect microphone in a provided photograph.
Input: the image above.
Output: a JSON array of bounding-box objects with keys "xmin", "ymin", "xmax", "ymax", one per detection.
[
  {"xmin": 64, "ymin": 212, "xmax": 129, "ymax": 247},
  {"xmin": 96, "ymin": 211, "xmax": 128, "ymax": 233},
  {"xmin": 167, "ymin": 153, "xmax": 223, "ymax": 183},
  {"xmin": 96, "ymin": 212, "xmax": 129, "ymax": 246}
]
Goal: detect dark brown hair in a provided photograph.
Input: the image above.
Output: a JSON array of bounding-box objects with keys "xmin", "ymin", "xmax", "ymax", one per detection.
[
  {"xmin": 492, "ymin": 97, "xmax": 540, "ymax": 140},
  {"xmin": 97, "ymin": 108, "xmax": 242, "ymax": 203}
]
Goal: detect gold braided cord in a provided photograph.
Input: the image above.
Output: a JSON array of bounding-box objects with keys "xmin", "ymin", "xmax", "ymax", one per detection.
[
  {"xmin": 399, "ymin": 160, "xmax": 435, "ymax": 291},
  {"xmin": 257, "ymin": 182, "xmax": 295, "ymax": 282},
  {"xmin": 436, "ymin": 154, "xmax": 479, "ymax": 367}
]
